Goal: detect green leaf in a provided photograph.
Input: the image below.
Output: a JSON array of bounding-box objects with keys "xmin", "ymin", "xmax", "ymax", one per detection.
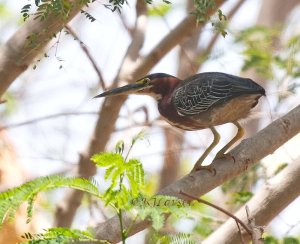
[
  {"xmin": 135, "ymin": 195, "xmax": 190, "ymax": 230},
  {"xmin": 91, "ymin": 152, "xmax": 124, "ymax": 167},
  {"xmin": 264, "ymin": 235, "xmax": 279, "ymax": 244},
  {"xmin": 194, "ymin": 220, "xmax": 214, "ymax": 237},
  {"xmin": 2, "ymin": 92, "xmax": 18, "ymax": 115},
  {"xmin": 148, "ymin": 3, "xmax": 172, "ymax": 17},
  {"xmin": 26, "ymin": 195, "xmax": 36, "ymax": 223},
  {"xmin": 217, "ymin": 9, "xmax": 226, "ymax": 21},
  {"xmin": 233, "ymin": 191, "xmax": 253, "ymax": 204},
  {"xmin": 21, "ymin": 227, "xmax": 101, "ymax": 243},
  {"xmin": 274, "ymin": 163, "xmax": 288, "ymax": 175},
  {"xmin": 151, "ymin": 210, "xmax": 165, "ymax": 230},
  {"xmin": 115, "ymin": 140, "xmax": 125, "ymax": 155},
  {"xmin": 0, "ymin": 175, "xmax": 101, "ymax": 224},
  {"xmin": 284, "ymin": 237, "xmax": 300, "ymax": 244},
  {"xmin": 148, "ymin": 231, "xmax": 196, "ymax": 244},
  {"xmin": 127, "ymin": 159, "xmax": 144, "ymax": 190},
  {"xmin": 104, "ymin": 165, "xmax": 115, "ymax": 180},
  {"xmin": 131, "ymin": 130, "xmax": 146, "ymax": 146},
  {"xmin": 192, "ymin": 0, "xmax": 217, "ymax": 23}
]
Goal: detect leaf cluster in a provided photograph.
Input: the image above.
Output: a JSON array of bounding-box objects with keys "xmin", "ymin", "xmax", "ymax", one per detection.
[
  {"xmin": 0, "ymin": 175, "xmax": 101, "ymax": 225},
  {"xmin": 21, "ymin": 228, "xmax": 102, "ymax": 243},
  {"xmin": 148, "ymin": 3, "xmax": 172, "ymax": 17},
  {"xmin": 192, "ymin": 0, "xmax": 228, "ymax": 37},
  {"xmin": 237, "ymin": 26, "xmax": 300, "ymax": 81},
  {"xmin": 149, "ymin": 231, "xmax": 196, "ymax": 244},
  {"xmin": 264, "ymin": 235, "xmax": 300, "ymax": 244},
  {"xmin": 20, "ymin": 0, "xmax": 96, "ymax": 22},
  {"xmin": 104, "ymin": 0, "xmax": 171, "ymax": 13},
  {"xmin": 91, "ymin": 152, "xmax": 144, "ymax": 210},
  {"xmin": 91, "ymin": 131, "xmax": 145, "ymax": 212},
  {"xmin": 0, "ymin": 131, "xmax": 194, "ymax": 243},
  {"xmin": 133, "ymin": 195, "xmax": 190, "ymax": 230},
  {"xmin": 221, "ymin": 164, "xmax": 259, "ymax": 206}
]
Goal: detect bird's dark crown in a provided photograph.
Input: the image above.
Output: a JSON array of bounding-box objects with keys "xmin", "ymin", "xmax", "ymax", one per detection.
[
  {"xmin": 147, "ymin": 73, "xmax": 176, "ymax": 80},
  {"xmin": 136, "ymin": 73, "xmax": 176, "ymax": 84}
]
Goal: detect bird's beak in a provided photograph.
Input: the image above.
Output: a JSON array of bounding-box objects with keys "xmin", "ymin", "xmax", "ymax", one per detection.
[{"xmin": 93, "ymin": 83, "xmax": 151, "ymax": 98}]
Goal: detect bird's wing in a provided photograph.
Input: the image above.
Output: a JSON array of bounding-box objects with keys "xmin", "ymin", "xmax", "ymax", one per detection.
[{"xmin": 172, "ymin": 73, "xmax": 250, "ymax": 116}]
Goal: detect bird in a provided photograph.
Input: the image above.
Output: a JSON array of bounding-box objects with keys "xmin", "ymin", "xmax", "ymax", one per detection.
[{"xmin": 94, "ymin": 72, "xmax": 265, "ymax": 173}]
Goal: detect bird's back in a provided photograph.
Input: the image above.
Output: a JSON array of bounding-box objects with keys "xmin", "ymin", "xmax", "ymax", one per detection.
[
  {"xmin": 166, "ymin": 72, "xmax": 265, "ymax": 129},
  {"xmin": 172, "ymin": 72, "xmax": 265, "ymax": 116}
]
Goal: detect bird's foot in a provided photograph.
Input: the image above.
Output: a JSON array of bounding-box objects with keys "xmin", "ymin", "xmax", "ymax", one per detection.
[
  {"xmin": 191, "ymin": 163, "xmax": 216, "ymax": 175},
  {"xmin": 214, "ymin": 152, "xmax": 235, "ymax": 162}
]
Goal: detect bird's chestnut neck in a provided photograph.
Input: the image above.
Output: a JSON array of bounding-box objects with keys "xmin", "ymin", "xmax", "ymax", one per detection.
[{"xmin": 151, "ymin": 77, "xmax": 182, "ymax": 100}]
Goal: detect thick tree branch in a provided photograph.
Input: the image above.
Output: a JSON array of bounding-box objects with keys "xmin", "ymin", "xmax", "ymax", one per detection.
[
  {"xmin": 0, "ymin": 0, "xmax": 89, "ymax": 97},
  {"xmin": 94, "ymin": 104, "xmax": 300, "ymax": 243},
  {"xmin": 203, "ymin": 155, "xmax": 300, "ymax": 244}
]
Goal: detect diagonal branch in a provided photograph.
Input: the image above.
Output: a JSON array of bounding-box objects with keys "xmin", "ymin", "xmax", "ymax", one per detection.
[
  {"xmin": 94, "ymin": 104, "xmax": 300, "ymax": 243},
  {"xmin": 203, "ymin": 155, "xmax": 300, "ymax": 244},
  {"xmin": 65, "ymin": 25, "xmax": 106, "ymax": 90},
  {"xmin": 179, "ymin": 191, "xmax": 252, "ymax": 236}
]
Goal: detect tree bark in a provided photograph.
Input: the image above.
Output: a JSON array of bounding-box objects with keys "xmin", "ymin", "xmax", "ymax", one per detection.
[
  {"xmin": 0, "ymin": 0, "xmax": 88, "ymax": 97},
  {"xmin": 203, "ymin": 156, "xmax": 300, "ymax": 244},
  {"xmin": 94, "ymin": 105, "xmax": 300, "ymax": 243}
]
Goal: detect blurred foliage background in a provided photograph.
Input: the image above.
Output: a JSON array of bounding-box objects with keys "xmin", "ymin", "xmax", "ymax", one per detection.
[{"xmin": 0, "ymin": 0, "xmax": 299, "ymax": 243}]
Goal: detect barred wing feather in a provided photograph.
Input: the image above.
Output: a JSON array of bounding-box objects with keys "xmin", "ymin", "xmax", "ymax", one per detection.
[{"xmin": 172, "ymin": 73, "xmax": 261, "ymax": 116}]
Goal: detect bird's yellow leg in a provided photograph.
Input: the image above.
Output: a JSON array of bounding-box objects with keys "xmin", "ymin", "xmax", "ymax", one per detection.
[
  {"xmin": 192, "ymin": 127, "xmax": 220, "ymax": 173},
  {"xmin": 214, "ymin": 121, "xmax": 244, "ymax": 160}
]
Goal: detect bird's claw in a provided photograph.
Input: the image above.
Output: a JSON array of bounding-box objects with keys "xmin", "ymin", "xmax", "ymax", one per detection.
[
  {"xmin": 214, "ymin": 152, "xmax": 235, "ymax": 162},
  {"xmin": 191, "ymin": 164, "xmax": 216, "ymax": 175}
]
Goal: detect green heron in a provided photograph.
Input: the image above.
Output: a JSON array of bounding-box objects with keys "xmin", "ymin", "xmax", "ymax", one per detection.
[{"xmin": 94, "ymin": 72, "xmax": 265, "ymax": 172}]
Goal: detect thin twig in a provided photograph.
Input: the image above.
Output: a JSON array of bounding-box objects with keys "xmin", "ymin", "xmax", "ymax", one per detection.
[
  {"xmin": 0, "ymin": 111, "xmax": 99, "ymax": 131},
  {"xmin": 117, "ymin": 11, "xmax": 134, "ymax": 36},
  {"xmin": 245, "ymin": 206, "xmax": 264, "ymax": 244},
  {"xmin": 65, "ymin": 25, "xmax": 106, "ymax": 90},
  {"xmin": 195, "ymin": 0, "xmax": 245, "ymax": 61},
  {"xmin": 235, "ymin": 219, "xmax": 245, "ymax": 244},
  {"xmin": 179, "ymin": 190, "xmax": 252, "ymax": 236}
]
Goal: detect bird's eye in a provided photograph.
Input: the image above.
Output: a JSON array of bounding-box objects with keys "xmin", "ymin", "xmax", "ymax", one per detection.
[{"xmin": 136, "ymin": 77, "xmax": 151, "ymax": 85}]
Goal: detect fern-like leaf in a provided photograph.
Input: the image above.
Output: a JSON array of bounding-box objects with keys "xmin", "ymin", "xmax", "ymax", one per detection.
[
  {"xmin": 21, "ymin": 227, "xmax": 104, "ymax": 243},
  {"xmin": 0, "ymin": 175, "xmax": 101, "ymax": 224},
  {"xmin": 92, "ymin": 152, "xmax": 124, "ymax": 167},
  {"xmin": 135, "ymin": 195, "xmax": 190, "ymax": 230}
]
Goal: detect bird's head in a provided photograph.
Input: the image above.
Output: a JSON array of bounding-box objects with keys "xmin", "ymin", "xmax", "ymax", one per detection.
[{"xmin": 94, "ymin": 73, "xmax": 181, "ymax": 101}]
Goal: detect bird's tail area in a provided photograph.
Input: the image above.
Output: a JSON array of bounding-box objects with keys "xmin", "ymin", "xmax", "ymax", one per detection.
[{"xmin": 231, "ymin": 77, "xmax": 266, "ymax": 96}]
